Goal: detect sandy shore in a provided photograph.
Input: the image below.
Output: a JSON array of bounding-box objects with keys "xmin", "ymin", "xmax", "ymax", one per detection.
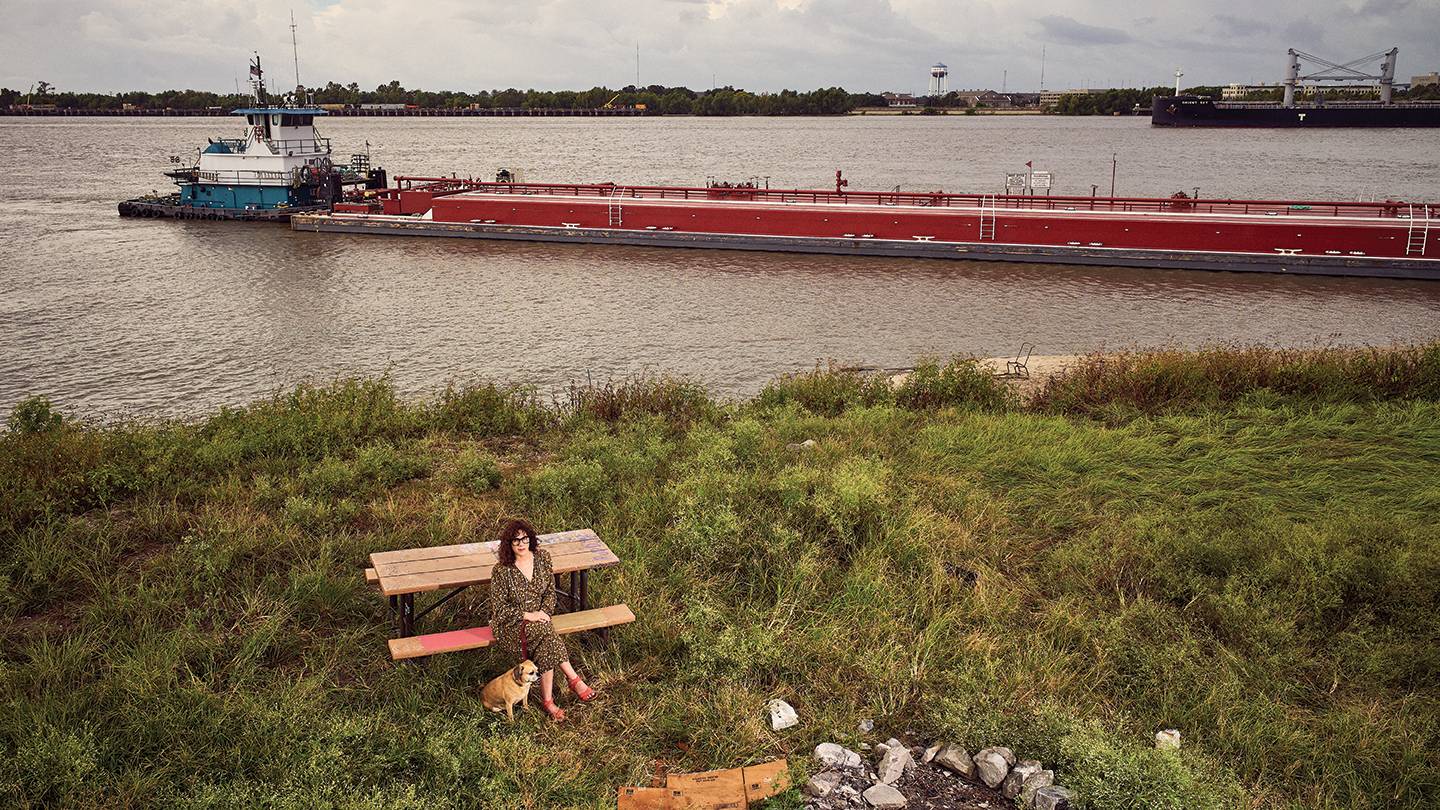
[{"xmin": 885, "ymin": 354, "xmax": 1088, "ymax": 399}]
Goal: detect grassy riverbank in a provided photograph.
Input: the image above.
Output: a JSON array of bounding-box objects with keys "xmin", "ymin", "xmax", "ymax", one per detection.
[{"xmin": 3, "ymin": 344, "xmax": 1438, "ymax": 809}]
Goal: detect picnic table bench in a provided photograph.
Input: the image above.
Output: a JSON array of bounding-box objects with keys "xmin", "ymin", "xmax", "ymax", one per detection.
[{"xmin": 365, "ymin": 528, "xmax": 634, "ymax": 661}]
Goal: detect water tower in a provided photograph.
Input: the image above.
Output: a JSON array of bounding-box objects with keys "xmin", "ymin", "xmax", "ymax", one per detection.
[{"xmin": 929, "ymin": 62, "xmax": 949, "ymax": 95}]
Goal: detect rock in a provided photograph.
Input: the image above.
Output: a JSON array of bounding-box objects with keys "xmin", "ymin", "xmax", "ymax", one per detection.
[
  {"xmin": 1001, "ymin": 760, "xmax": 1042, "ymax": 799},
  {"xmin": 859, "ymin": 742, "xmax": 872, "ymax": 751},
  {"xmin": 933, "ymin": 745, "xmax": 975, "ymax": 778},
  {"xmin": 858, "ymin": 718, "xmax": 875, "ymax": 733},
  {"xmin": 861, "ymin": 782, "xmax": 908, "ymax": 809},
  {"xmin": 873, "ymin": 742, "xmax": 890, "ymax": 757},
  {"xmin": 804, "ymin": 770, "xmax": 844, "ymax": 798},
  {"xmin": 802, "ymin": 438, "xmax": 817, "ymax": 448},
  {"xmin": 1155, "ymin": 729, "xmax": 1181, "ymax": 750},
  {"xmin": 876, "ymin": 743, "xmax": 915, "ymax": 784},
  {"xmin": 815, "ymin": 742, "xmax": 862, "ymax": 769},
  {"xmin": 922, "ymin": 744, "xmax": 940, "ymax": 764},
  {"xmin": 1033, "ymin": 785, "xmax": 1077, "ymax": 810},
  {"xmin": 973, "ymin": 748, "xmax": 1011, "ymax": 788},
  {"xmin": 767, "ymin": 699, "xmax": 798, "ymax": 730},
  {"xmin": 1021, "ymin": 769, "xmax": 1055, "ymax": 803}
]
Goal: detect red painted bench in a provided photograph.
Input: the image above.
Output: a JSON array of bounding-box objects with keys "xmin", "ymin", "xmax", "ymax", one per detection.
[{"xmin": 387, "ymin": 603, "xmax": 636, "ymax": 661}]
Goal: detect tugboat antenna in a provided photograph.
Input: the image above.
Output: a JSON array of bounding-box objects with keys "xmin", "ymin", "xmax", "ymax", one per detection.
[{"xmin": 290, "ymin": 10, "xmax": 303, "ymax": 100}]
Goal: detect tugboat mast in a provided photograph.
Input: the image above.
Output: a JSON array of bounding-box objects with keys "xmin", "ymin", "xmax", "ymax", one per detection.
[{"xmin": 290, "ymin": 10, "xmax": 304, "ymax": 101}]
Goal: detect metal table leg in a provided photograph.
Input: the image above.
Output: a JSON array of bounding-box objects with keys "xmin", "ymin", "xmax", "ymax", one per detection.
[{"xmin": 400, "ymin": 594, "xmax": 416, "ymax": 637}]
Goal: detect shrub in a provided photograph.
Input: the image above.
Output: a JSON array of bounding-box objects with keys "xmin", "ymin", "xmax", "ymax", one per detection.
[
  {"xmin": 1034, "ymin": 343, "xmax": 1440, "ymax": 416},
  {"xmin": 756, "ymin": 363, "xmax": 893, "ymax": 415},
  {"xmin": 6, "ymin": 396, "xmax": 65, "ymax": 435},
  {"xmin": 562, "ymin": 374, "xmax": 716, "ymax": 426},
  {"xmin": 430, "ymin": 380, "xmax": 549, "ymax": 436},
  {"xmin": 894, "ymin": 357, "xmax": 1014, "ymax": 412},
  {"xmin": 450, "ymin": 448, "xmax": 502, "ymax": 494}
]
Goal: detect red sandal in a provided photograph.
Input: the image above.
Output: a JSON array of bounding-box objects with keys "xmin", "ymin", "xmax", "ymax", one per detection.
[
  {"xmin": 541, "ymin": 699, "xmax": 566, "ymax": 723},
  {"xmin": 568, "ymin": 674, "xmax": 596, "ymax": 702}
]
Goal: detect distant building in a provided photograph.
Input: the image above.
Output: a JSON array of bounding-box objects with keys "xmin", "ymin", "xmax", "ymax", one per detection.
[
  {"xmin": 881, "ymin": 92, "xmax": 918, "ymax": 108},
  {"xmin": 1413, "ymin": 73, "xmax": 1439, "ymax": 87},
  {"xmin": 952, "ymin": 89, "xmax": 1012, "ymax": 107},
  {"xmin": 1038, "ymin": 88, "xmax": 1109, "ymax": 108}
]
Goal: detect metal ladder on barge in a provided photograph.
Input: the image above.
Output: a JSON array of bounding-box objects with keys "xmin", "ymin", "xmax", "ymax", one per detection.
[
  {"xmin": 1406, "ymin": 203, "xmax": 1430, "ymax": 256},
  {"xmin": 608, "ymin": 186, "xmax": 625, "ymax": 228},
  {"xmin": 978, "ymin": 195, "xmax": 997, "ymax": 240}
]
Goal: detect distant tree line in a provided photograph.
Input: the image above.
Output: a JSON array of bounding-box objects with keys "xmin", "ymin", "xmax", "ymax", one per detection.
[
  {"xmin": 0, "ymin": 81, "xmax": 886, "ymax": 115},
  {"xmin": 8, "ymin": 79, "xmax": 1431, "ymax": 114}
]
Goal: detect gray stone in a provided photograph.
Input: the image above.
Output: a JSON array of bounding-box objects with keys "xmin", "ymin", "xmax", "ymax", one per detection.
[
  {"xmin": 768, "ymin": 698, "xmax": 799, "ymax": 730},
  {"xmin": 861, "ymin": 782, "xmax": 908, "ymax": 809},
  {"xmin": 858, "ymin": 718, "xmax": 875, "ymax": 733},
  {"xmin": 974, "ymin": 748, "xmax": 1011, "ymax": 788},
  {"xmin": 1020, "ymin": 769, "xmax": 1055, "ymax": 804},
  {"xmin": 873, "ymin": 742, "xmax": 890, "ymax": 757},
  {"xmin": 1002, "ymin": 760, "xmax": 1042, "ymax": 800},
  {"xmin": 922, "ymin": 744, "xmax": 941, "ymax": 764},
  {"xmin": 876, "ymin": 743, "xmax": 915, "ymax": 784},
  {"xmin": 815, "ymin": 742, "xmax": 862, "ymax": 769},
  {"xmin": 802, "ymin": 438, "xmax": 817, "ymax": 448},
  {"xmin": 1155, "ymin": 729, "xmax": 1181, "ymax": 750},
  {"xmin": 1033, "ymin": 785, "xmax": 1077, "ymax": 810},
  {"xmin": 804, "ymin": 770, "xmax": 844, "ymax": 798},
  {"xmin": 933, "ymin": 744, "xmax": 975, "ymax": 779}
]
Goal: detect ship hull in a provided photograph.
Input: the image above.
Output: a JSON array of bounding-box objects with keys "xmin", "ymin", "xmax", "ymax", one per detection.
[
  {"xmin": 293, "ymin": 179, "xmax": 1439, "ymax": 281},
  {"xmin": 292, "ymin": 215, "xmax": 1440, "ymax": 281},
  {"xmin": 1152, "ymin": 95, "xmax": 1440, "ymax": 127}
]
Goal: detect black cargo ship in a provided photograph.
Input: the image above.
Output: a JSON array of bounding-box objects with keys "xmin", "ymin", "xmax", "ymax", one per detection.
[{"xmin": 1152, "ymin": 95, "xmax": 1440, "ymax": 127}]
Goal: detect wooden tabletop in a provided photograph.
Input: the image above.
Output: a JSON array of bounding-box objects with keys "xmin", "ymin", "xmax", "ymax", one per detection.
[{"xmin": 370, "ymin": 528, "xmax": 619, "ymax": 597}]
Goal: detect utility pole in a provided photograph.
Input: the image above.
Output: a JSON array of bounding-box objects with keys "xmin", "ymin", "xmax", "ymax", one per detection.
[
  {"xmin": 1110, "ymin": 152, "xmax": 1117, "ymax": 198},
  {"xmin": 1040, "ymin": 45, "xmax": 1046, "ymax": 91}
]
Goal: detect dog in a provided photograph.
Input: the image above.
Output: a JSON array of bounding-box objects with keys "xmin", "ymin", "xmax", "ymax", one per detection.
[{"xmin": 481, "ymin": 659, "xmax": 540, "ymax": 721}]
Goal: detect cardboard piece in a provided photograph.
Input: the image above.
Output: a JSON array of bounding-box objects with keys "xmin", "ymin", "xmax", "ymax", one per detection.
[
  {"xmin": 741, "ymin": 760, "xmax": 791, "ymax": 803},
  {"xmin": 617, "ymin": 786, "xmax": 674, "ymax": 810},
  {"xmin": 617, "ymin": 759, "xmax": 789, "ymax": 810},
  {"xmin": 668, "ymin": 767, "xmax": 747, "ymax": 810}
]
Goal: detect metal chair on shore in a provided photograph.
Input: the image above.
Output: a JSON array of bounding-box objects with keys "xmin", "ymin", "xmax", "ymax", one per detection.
[{"xmin": 999, "ymin": 342, "xmax": 1035, "ymax": 379}]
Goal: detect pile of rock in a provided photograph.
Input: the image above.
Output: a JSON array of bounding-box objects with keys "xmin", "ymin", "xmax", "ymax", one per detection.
[{"xmin": 803, "ymin": 738, "xmax": 1077, "ymax": 809}]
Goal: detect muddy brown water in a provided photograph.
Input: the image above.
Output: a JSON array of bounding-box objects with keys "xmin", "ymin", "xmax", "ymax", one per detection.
[{"xmin": 2, "ymin": 115, "xmax": 1438, "ymax": 418}]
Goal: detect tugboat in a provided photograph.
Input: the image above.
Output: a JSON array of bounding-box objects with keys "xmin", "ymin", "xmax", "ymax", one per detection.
[{"xmin": 118, "ymin": 55, "xmax": 385, "ymax": 221}]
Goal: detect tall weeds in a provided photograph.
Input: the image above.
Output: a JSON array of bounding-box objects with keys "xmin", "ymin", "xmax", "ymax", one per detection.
[{"xmin": 2, "ymin": 345, "xmax": 1437, "ymax": 808}]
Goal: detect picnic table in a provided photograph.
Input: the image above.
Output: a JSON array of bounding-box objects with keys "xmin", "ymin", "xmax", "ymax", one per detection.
[{"xmin": 365, "ymin": 528, "xmax": 633, "ymax": 660}]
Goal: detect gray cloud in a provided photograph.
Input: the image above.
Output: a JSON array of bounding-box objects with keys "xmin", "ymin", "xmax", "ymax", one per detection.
[
  {"xmin": 1034, "ymin": 15, "xmax": 1134, "ymax": 46},
  {"xmin": 1, "ymin": 0, "xmax": 1436, "ymax": 95}
]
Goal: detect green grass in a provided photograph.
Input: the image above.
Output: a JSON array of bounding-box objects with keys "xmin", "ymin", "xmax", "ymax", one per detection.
[{"xmin": 2, "ymin": 345, "xmax": 1438, "ymax": 808}]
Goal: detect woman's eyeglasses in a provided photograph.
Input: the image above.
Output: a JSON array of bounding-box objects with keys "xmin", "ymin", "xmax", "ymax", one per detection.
[{"xmin": 511, "ymin": 536, "xmax": 531, "ymax": 545}]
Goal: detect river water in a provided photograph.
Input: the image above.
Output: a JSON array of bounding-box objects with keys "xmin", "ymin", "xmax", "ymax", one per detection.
[{"xmin": 2, "ymin": 115, "xmax": 1438, "ymax": 419}]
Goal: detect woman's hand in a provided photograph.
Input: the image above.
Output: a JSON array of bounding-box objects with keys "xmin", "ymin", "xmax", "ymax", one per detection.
[{"xmin": 523, "ymin": 611, "xmax": 551, "ymax": 623}]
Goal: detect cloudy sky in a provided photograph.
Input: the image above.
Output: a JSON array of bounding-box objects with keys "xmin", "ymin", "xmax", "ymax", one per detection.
[{"xmin": 4, "ymin": 0, "xmax": 1437, "ymax": 95}]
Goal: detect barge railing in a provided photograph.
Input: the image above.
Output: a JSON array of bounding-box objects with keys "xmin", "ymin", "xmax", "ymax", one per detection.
[{"xmin": 382, "ymin": 177, "xmax": 1437, "ymax": 221}]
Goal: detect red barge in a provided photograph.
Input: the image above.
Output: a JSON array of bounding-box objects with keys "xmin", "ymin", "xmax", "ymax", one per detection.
[{"xmin": 292, "ymin": 174, "xmax": 1440, "ymax": 280}]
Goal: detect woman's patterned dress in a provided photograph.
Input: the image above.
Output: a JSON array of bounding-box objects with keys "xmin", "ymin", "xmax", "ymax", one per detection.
[{"xmin": 488, "ymin": 548, "xmax": 570, "ymax": 671}]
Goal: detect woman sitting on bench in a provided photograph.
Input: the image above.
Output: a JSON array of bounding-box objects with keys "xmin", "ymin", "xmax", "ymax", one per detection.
[{"xmin": 489, "ymin": 518, "xmax": 597, "ymax": 722}]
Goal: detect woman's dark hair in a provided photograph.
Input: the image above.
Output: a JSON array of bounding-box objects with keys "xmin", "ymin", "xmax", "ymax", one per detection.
[{"xmin": 497, "ymin": 518, "xmax": 539, "ymax": 566}]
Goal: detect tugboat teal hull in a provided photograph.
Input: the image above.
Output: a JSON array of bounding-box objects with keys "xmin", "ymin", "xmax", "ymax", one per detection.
[{"xmin": 118, "ymin": 197, "xmax": 327, "ymax": 221}]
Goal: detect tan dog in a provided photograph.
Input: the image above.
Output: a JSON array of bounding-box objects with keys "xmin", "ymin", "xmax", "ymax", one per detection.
[{"xmin": 482, "ymin": 659, "xmax": 540, "ymax": 721}]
